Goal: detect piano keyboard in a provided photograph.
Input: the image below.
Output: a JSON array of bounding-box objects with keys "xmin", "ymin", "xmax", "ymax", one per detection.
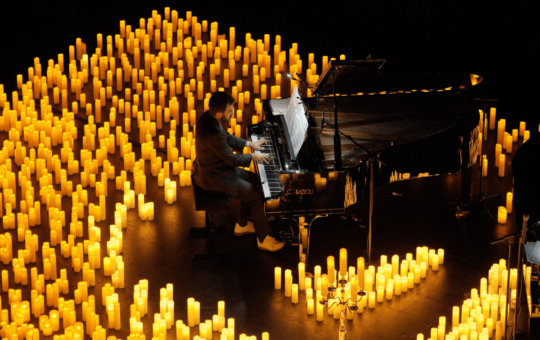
[{"xmin": 250, "ymin": 133, "xmax": 282, "ymax": 199}]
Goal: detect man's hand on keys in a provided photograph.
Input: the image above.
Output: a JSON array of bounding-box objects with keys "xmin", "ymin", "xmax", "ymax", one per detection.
[
  {"xmin": 252, "ymin": 152, "xmax": 271, "ymax": 164},
  {"xmin": 251, "ymin": 138, "xmax": 267, "ymax": 151}
]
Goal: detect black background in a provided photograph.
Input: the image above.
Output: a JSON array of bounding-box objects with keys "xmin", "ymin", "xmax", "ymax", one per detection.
[{"xmin": 0, "ymin": 1, "xmax": 537, "ymax": 124}]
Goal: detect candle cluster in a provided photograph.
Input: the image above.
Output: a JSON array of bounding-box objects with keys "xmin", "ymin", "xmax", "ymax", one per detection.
[
  {"xmin": 0, "ymin": 5, "xmax": 311, "ymax": 340},
  {"xmin": 125, "ymin": 280, "xmax": 268, "ymax": 340},
  {"xmin": 274, "ymin": 246, "xmax": 444, "ymax": 323},
  {"xmin": 415, "ymin": 259, "xmax": 518, "ymax": 340}
]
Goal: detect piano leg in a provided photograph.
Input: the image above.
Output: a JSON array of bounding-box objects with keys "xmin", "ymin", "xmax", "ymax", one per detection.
[
  {"xmin": 460, "ymin": 165, "xmax": 473, "ymax": 207},
  {"xmin": 455, "ymin": 132, "xmax": 501, "ymax": 221}
]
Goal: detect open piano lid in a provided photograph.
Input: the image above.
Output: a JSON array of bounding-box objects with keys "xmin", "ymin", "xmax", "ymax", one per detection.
[{"xmin": 312, "ymin": 59, "xmax": 482, "ymax": 96}]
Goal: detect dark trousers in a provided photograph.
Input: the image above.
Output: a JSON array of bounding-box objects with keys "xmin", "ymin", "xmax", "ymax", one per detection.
[{"xmin": 233, "ymin": 168, "xmax": 271, "ymax": 242}]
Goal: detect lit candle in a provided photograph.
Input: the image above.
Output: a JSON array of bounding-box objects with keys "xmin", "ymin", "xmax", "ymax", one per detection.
[
  {"xmin": 524, "ymin": 130, "xmax": 530, "ymax": 142},
  {"xmin": 377, "ymin": 286, "xmax": 384, "ymax": 302},
  {"xmin": 497, "ymin": 207, "xmax": 507, "ymax": 224},
  {"xmin": 432, "ymin": 255, "xmax": 439, "ymax": 271},
  {"xmin": 504, "ymin": 133, "xmax": 512, "ymax": 153},
  {"xmin": 298, "ymin": 263, "xmax": 305, "ymax": 290},
  {"xmin": 274, "ymin": 267, "xmax": 281, "ymax": 289},
  {"xmin": 316, "ymin": 301, "xmax": 324, "ymax": 321},
  {"xmin": 386, "ymin": 284, "xmax": 393, "ymax": 300},
  {"xmin": 291, "ymin": 284, "xmax": 298, "ymax": 303},
  {"xmin": 437, "ymin": 249, "xmax": 444, "ymax": 264},
  {"xmin": 498, "ymin": 154, "xmax": 505, "ymax": 177},
  {"xmin": 482, "ymin": 158, "xmax": 488, "ymax": 177},
  {"xmin": 321, "ymin": 274, "xmax": 328, "ymax": 297},
  {"xmin": 327, "ymin": 256, "xmax": 335, "ymax": 286},
  {"xmin": 366, "ymin": 291, "xmax": 375, "ymax": 309},
  {"xmin": 512, "ymin": 129, "xmax": 518, "ymax": 143},
  {"xmin": 339, "ymin": 248, "xmax": 347, "ymax": 279},
  {"xmin": 489, "ymin": 108, "xmax": 496, "ymax": 130},
  {"xmin": 307, "ymin": 299, "xmax": 314, "ymax": 315},
  {"xmin": 357, "ymin": 257, "xmax": 365, "ymax": 289},
  {"xmin": 407, "ymin": 272, "xmax": 414, "ymax": 289},
  {"xmin": 350, "ymin": 275, "xmax": 358, "ymax": 304},
  {"xmin": 394, "ymin": 275, "xmax": 402, "ymax": 295},
  {"xmin": 284, "ymin": 269, "xmax": 292, "ymax": 297}
]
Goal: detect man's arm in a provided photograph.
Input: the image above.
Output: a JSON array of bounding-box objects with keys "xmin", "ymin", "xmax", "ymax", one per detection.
[
  {"xmin": 225, "ymin": 131, "xmax": 248, "ymax": 150},
  {"xmin": 211, "ymin": 132, "xmax": 253, "ymax": 168}
]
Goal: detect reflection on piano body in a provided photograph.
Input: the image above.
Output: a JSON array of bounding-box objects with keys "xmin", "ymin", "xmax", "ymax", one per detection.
[{"xmin": 248, "ymin": 60, "xmax": 482, "ymax": 219}]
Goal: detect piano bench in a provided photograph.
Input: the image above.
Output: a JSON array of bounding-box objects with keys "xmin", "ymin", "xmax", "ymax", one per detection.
[{"xmin": 190, "ymin": 179, "xmax": 231, "ymax": 236}]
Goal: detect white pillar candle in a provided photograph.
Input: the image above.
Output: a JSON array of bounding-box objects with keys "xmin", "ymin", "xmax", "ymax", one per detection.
[
  {"xmin": 307, "ymin": 299, "xmax": 314, "ymax": 315},
  {"xmin": 368, "ymin": 292, "xmax": 376, "ymax": 309},
  {"xmin": 376, "ymin": 286, "xmax": 384, "ymax": 302},
  {"xmin": 437, "ymin": 249, "xmax": 445, "ymax": 264},
  {"xmin": 506, "ymin": 192, "xmax": 513, "ymax": 214},
  {"xmin": 298, "ymin": 263, "xmax": 305, "ymax": 290},
  {"xmin": 497, "ymin": 207, "xmax": 507, "ymax": 224},
  {"xmin": 291, "ymin": 284, "xmax": 298, "ymax": 303},
  {"xmin": 284, "ymin": 269, "xmax": 292, "ymax": 297},
  {"xmin": 432, "ymin": 255, "xmax": 439, "ymax": 271},
  {"xmin": 274, "ymin": 267, "xmax": 281, "ymax": 289}
]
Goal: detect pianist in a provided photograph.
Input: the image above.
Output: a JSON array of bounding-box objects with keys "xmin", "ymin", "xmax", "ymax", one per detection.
[{"xmin": 193, "ymin": 92, "xmax": 286, "ymax": 252}]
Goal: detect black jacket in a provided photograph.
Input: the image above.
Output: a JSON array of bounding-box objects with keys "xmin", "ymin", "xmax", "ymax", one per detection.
[{"xmin": 193, "ymin": 110, "xmax": 253, "ymax": 198}]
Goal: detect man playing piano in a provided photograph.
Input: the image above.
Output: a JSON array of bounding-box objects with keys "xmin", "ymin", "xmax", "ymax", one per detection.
[{"xmin": 193, "ymin": 92, "xmax": 286, "ymax": 252}]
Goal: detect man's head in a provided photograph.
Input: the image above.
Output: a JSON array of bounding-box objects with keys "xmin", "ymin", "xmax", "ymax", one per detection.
[{"xmin": 209, "ymin": 91, "xmax": 235, "ymax": 123}]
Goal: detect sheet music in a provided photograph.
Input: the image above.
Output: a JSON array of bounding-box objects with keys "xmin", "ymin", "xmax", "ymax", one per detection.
[
  {"xmin": 269, "ymin": 98, "xmax": 290, "ymax": 116},
  {"xmin": 286, "ymin": 86, "xmax": 309, "ymax": 159}
]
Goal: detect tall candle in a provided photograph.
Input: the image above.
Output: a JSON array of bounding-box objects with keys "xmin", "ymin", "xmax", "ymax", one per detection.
[
  {"xmin": 291, "ymin": 284, "xmax": 298, "ymax": 303},
  {"xmin": 504, "ymin": 134, "xmax": 513, "ymax": 153},
  {"xmin": 298, "ymin": 263, "xmax": 305, "ymax": 290},
  {"xmin": 482, "ymin": 158, "xmax": 488, "ymax": 177},
  {"xmin": 432, "ymin": 255, "xmax": 439, "ymax": 271},
  {"xmin": 506, "ymin": 192, "xmax": 513, "ymax": 214},
  {"xmin": 357, "ymin": 257, "xmax": 365, "ymax": 289},
  {"xmin": 321, "ymin": 274, "xmax": 328, "ymax": 297},
  {"xmin": 284, "ymin": 269, "xmax": 292, "ymax": 297},
  {"xmin": 327, "ymin": 256, "xmax": 335, "ymax": 286},
  {"xmin": 368, "ymin": 292, "xmax": 375, "ymax": 309},
  {"xmin": 498, "ymin": 154, "xmax": 505, "ymax": 177},
  {"xmin": 307, "ymin": 299, "xmax": 314, "ymax": 315},
  {"xmin": 489, "ymin": 108, "xmax": 496, "ymax": 130},
  {"xmin": 437, "ymin": 249, "xmax": 444, "ymax": 264},
  {"xmin": 316, "ymin": 302, "xmax": 324, "ymax": 321},
  {"xmin": 376, "ymin": 286, "xmax": 384, "ymax": 302},
  {"xmin": 274, "ymin": 267, "xmax": 281, "ymax": 289},
  {"xmin": 519, "ymin": 121, "xmax": 526, "ymax": 136},
  {"xmin": 339, "ymin": 248, "xmax": 347, "ymax": 278}
]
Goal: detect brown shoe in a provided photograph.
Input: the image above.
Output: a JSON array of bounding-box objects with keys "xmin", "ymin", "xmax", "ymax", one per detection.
[{"xmin": 257, "ymin": 235, "xmax": 285, "ymax": 252}]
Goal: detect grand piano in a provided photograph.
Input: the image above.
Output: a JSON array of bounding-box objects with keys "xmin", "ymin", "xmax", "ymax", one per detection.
[{"xmin": 248, "ymin": 59, "xmax": 482, "ymax": 263}]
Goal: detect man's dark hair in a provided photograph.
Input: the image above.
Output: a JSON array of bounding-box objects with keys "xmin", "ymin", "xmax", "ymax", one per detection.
[{"xmin": 209, "ymin": 92, "xmax": 235, "ymax": 115}]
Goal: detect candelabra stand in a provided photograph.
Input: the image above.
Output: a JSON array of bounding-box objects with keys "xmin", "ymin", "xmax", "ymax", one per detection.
[{"xmin": 319, "ymin": 278, "xmax": 367, "ymax": 340}]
